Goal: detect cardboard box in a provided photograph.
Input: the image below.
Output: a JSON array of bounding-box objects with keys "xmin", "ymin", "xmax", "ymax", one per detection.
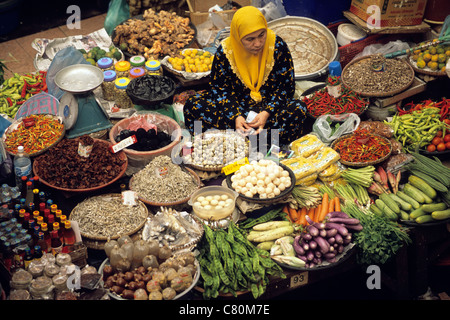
[
  {"xmin": 187, "ymin": 0, "xmax": 252, "ymax": 26},
  {"xmin": 349, "ymin": 0, "xmax": 428, "ymax": 27}
]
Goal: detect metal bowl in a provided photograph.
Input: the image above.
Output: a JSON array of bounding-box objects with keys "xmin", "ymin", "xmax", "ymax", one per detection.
[{"xmin": 54, "ymin": 64, "xmax": 104, "ymax": 94}]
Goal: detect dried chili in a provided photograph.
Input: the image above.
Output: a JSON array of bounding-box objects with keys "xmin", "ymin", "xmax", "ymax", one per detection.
[
  {"xmin": 332, "ymin": 129, "xmax": 391, "ymax": 163},
  {"xmin": 302, "ymin": 84, "xmax": 368, "ymax": 117},
  {"xmin": 4, "ymin": 114, "xmax": 64, "ymax": 155}
]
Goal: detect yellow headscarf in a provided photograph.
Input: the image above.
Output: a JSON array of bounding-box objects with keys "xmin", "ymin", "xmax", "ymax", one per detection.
[{"xmin": 223, "ymin": 6, "xmax": 276, "ymax": 102}]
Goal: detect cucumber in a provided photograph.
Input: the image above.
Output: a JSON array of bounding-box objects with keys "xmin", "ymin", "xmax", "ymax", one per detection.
[
  {"xmin": 415, "ymin": 214, "xmax": 434, "ymax": 224},
  {"xmin": 380, "ymin": 193, "xmax": 400, "ymax": 214},
  {"xmin": 388, "ymin": 193, "xmax": 412, "ymax": 211},
  {"xmin": 403, "ymin": 183, "xmax": 426, "ymax": 203},
  {"xmin": 400, "ymin": 210, "xmax": 410, "ymax": 221},
  {"xmin": 431, "ymin": 209, "xmax": 450, "ymax": 220},
  {"xmin": 408, "ymin": 175, "xmax": 437, "ymax": 199},
  {"xmin": 375, "ymin": 199, "xmax": 397, "ymax": 220},
  {"xmin": 410, "ymin": 207, "xmax": 426, "ymax": 219},
  {"xmin": 396, "ymin": 191, "xmax": 420, "ymax": 210},
  {"xmin": 421, "ymin": 202, "xmax": 447, "ymax": 213},
  {"xmin": 369, "ymin": 203, "xmax": 383, "ymax": 216}
]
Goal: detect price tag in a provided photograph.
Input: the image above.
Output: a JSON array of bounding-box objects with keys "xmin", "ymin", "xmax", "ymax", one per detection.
[
  {"xmin": 221, "ymin": 157, "xmax": 249, "ymax": 175},
  {"xmin": 290, "ymin": 271, "xmax": 308, "ymax": 288}
]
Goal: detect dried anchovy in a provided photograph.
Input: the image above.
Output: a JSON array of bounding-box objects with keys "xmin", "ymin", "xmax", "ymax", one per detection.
[
  {"xmin": 70, "ymin": 195, "xmax": 147, "ymax": 238},
  {"xmin": 132, "ymin": 155, "xmax": 198, "ymax": 203},
  {"xmin": 343, "ymin": 56, "xmax": 413, "ymax": 94}
]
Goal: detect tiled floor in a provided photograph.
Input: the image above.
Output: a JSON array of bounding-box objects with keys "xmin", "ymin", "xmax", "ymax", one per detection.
[{"xmin": 0, "ymin": 14, "xmax": 107, "ymax": 77}]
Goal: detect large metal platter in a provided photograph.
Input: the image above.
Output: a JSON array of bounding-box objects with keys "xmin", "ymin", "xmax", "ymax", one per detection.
[
  {"xmin": 268, "ymin": 16, "xmax": 338, "ymax": 80},
  {"xmin": 54, "ymin": 64, "xmax": 104, "ymax": 94}
]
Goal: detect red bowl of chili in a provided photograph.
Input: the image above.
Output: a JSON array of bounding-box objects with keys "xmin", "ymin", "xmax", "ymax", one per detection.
[{"xmin": 331, "ymin": 130, "xmax": 392, "ymax": 167}]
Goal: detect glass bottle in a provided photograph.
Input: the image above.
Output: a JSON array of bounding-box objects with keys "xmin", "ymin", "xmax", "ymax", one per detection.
[
  {"xmin": 25, "ymin": 181, "xmax": 33, "ymax": 207},
  {"xmin": 40, "ymin": 223, "xmax": 51, "ymax": 253},
  {"xmin": 36, "ymin": 232, "xmax": 47, "ymax": 256},
  {"xmin": 33, "ymin": 245, "xmax": 43, "ymax": 262},
  {"xmin": 55, "ymin": 209, "xmax": 62, "ymax": 224},
  {"xmin": 114, "ymin": 77, "xmax": 134, "ymax": 109},
  {"xmin": 63, "ymin": 220, "xmax": 76, "ymax": 253},
  {"xmin": 50, "ymin": 230, "xmax": 62, "ymax": 256},
  {"xmin": 101, "ymin": 70, "xmax": 117, "ymax": 101},
  {"xmin": 24, "ymin": 246, "xmax": 33, "ymax": 270},
  {"xmin": 53, "ymin": 222, "xmax": 63, "ymax": 243},
  {"xmin": 32, "ymin": 210, "xmax": 40, "ymax": 221},
  {"xmin": 47, "ymin": 214, "xmax": 54, "ymax": 231},
  {"xmin": 145, "ymin": 60, "xmax": 163, "ymax": 76},
  {"xmin": 32, "ymin": 189, "xmax": 40, "ymax": 205},
  {"xmin": 2, "ymin": 241, "xmax": 13, "ymax": 271},
  {"xmin": 36, "ymin": 216, "xmax": 44, "ymax": 229}
]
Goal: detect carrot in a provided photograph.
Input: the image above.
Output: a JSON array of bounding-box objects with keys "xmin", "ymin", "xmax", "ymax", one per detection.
[
  {"xmin": 328, "ymin": 196, "xmax": 335, "ymax": 213},
  {"xmin": 298, "ymin": 207, "xmax": 308, "ymax": 226},
  {"xmin": 288, "ymin": 206, "xmax": 300, "ymax": 223},
  {"xmin": 335, "ymin": 197, "xmax": 341, "ymax": 212},
  {"xmin": 314, "ymin": 204, "xmax": 322, "ymax": 222},
  {"xmin": 282, "ymin": 204, "xmax": 290, "ymax": 215},
  {"xmin": 307, "ymin": 207, "xmax": 315, "ymax": 224},
  {"xmin": 318, "ymin": 193, "xmax": 329, "ymax": 222}
]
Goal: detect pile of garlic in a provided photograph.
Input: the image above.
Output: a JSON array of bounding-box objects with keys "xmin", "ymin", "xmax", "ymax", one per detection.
[{"xmin": 230, "ymin": 159, "xmax": 292, "ymax": 199}]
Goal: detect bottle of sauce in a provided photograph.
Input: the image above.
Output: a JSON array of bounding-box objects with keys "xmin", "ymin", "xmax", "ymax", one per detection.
[
  {"xmin": 63, "ymin": 220, "xmax": 76, "ymax": 253},
  {"xmin": 36, "ymin": 232, "xmax": 48, "ymax": 255},
  {"xmin": 50, "ymin": 230, "xmax": 62, "ymax": 256},
  {"xmin": 24, "ymin": 246, "xmax": 33, "ymax": 270},
  {"xmin": 40, "ymin": 223, "xmax": 51, "ymax": 253},
  {"xmin": 33, "ymin": 245, "xmax": 42, "ymax": 262}
]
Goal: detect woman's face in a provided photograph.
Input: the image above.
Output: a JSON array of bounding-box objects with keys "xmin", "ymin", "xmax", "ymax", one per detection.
[{"xmin": 241, "ymin": 28, "xmax": 267, "ymax": 55}]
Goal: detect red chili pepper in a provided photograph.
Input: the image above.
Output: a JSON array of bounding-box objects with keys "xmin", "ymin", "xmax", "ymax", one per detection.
[{"xmin": 21, "ymin": 81, "xmax": 28, "ymax": 98}]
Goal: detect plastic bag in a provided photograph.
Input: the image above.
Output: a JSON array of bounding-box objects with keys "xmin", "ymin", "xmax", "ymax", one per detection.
[
  {"xmin": 104, "ymin": 0, "xmax": 130, "ymax": 36},
  {"xmin": 313, "ymin": 113, "xmax": 360, "ymax": 144},
  {"xmin": 46, "ymin": 47, "xmax": 90, "ymax": 101},
  {"xmin": 353, "ymin": 40, "xmax": 411, "ymax": 60}
]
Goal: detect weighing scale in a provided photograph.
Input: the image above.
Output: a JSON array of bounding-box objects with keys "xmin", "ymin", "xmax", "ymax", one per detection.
[{"xmin": 54, "ymin": 64, "xmax": 112, "ymax": 138}]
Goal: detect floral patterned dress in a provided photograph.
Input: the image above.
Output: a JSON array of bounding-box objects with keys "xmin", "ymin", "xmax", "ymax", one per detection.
[{"xmin": 183, "ymin": 35, "xmax": 307, "ymax": 146}]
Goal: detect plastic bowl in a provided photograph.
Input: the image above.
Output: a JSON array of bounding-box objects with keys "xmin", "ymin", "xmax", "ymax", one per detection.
[
  {"xmin": 188, "ymin": 186, "xmax": 238, "ymax": 221},
  {"xmin": 109, "ymin": 113, "xmax": 182, "ymax": 168},
  {"xmin": 126, "ymin": 75, "xmax": 176, "ymax": 108}
]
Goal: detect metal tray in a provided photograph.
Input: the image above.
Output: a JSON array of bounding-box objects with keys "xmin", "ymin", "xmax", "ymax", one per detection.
[
  {"xmin": 54, "ymin": 64, "xmax": 104, "ymax": 94},
  {"xmin": 267, "ymin": 16, "xmax": 338, "ymax": 80}
]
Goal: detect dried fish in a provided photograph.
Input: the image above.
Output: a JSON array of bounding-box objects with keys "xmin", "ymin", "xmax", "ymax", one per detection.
[
  {"xmin": 70, "ymin": 195, "xmax": 148, "ymax": 239},
  {"xmin": 131, "ymin": 155, "xmax": 199, "ymax": 203}
]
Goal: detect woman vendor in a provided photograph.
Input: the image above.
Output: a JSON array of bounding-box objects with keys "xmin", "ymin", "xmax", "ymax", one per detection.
[{"xmin": 183, "ymin": 6, "xmax": 307, "ymax": 147}]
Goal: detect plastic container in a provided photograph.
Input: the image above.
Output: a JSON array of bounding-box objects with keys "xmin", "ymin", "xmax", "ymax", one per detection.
[
  {"xmin": 101, "ymin": 70, "xmax": 117, "ymax": 101},
  {"xmin": 130, "ymin": 55, "xmax": 146, "ymax": 68},
  {"xmin": 188, "ymin": 186, "xmax": 238, "ymax": 221},
  {"xmin": 114, "ymin": 61, "xmax": 131, "ymax": 78},
  {"xmin": 108, "ymin": 113, "xmax": 182, "ymax": 169},
  {"xmin": 129, "ymin": 67, "xmax": 146, "ymax": 79},
  {"xmin": 336, "ymin": 23, "xmax": 367, "ymax": 46},
  {"xmin": 145, "ymin": 60, "xmax": 163, "ymax": 76},
  {"xmin": 113, "ymin": 77, "xmax": 134, "ymax": 109}
]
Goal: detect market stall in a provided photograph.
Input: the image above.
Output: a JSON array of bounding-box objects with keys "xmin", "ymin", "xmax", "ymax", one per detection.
[{"xmin": 0, "ymin": 2, "xmax": 449, "ymax": 302}]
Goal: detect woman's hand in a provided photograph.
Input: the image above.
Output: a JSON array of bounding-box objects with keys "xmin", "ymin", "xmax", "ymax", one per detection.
[
  {"xmin": 235, "ymin": 115, "xmax": 252, "ymax": 135},
  {"xmin": 247, "ymin": 111, "xmax": 270, "ymax": 134}
]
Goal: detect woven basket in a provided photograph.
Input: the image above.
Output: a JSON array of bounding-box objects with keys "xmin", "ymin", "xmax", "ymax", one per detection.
[{"xmin": 331, "ymin": 133, "xmax": 392, "ymax": 167}]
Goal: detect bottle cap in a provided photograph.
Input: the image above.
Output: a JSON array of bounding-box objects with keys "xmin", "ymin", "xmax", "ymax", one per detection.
[
  {"xmin": 115, "ymin": 60, "xmax": 131, "ymax": 72},
  {"xmin": 53, "ymin": 222, "xmax": 59, "ymax": 230},
  {"xmin": 328, "ymin": 61, "xmax": 342, "ymax": 77},
  {"xmin": 97, "ymin": 57, "xmax": 113, "ymax": 69},
  {"xmin": 129, "ymin": 67, "xmax": 145, "ymax": 78},
  {"xmin": 115, "ymin": 77, "xmax": 131, "ymax": 89},
  {"xmin": 103, "ymin": 70, "xmax": 117, "ymax": 82},
  {"xmin": 130, "ymin": 55, "xmax": 145, "ymax": 67},
  {"xmin": 145, "ymin": 60, "xmax": 161, "ymax": 71},
  {"xmin": 65, "ymin": 220, "xmax": 71, "ymax": 228}
]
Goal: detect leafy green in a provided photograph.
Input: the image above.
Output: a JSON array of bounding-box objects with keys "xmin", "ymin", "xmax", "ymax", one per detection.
[{"xmin": 343, "ymin": 202, "xmax": 411, "ymax": 265}]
